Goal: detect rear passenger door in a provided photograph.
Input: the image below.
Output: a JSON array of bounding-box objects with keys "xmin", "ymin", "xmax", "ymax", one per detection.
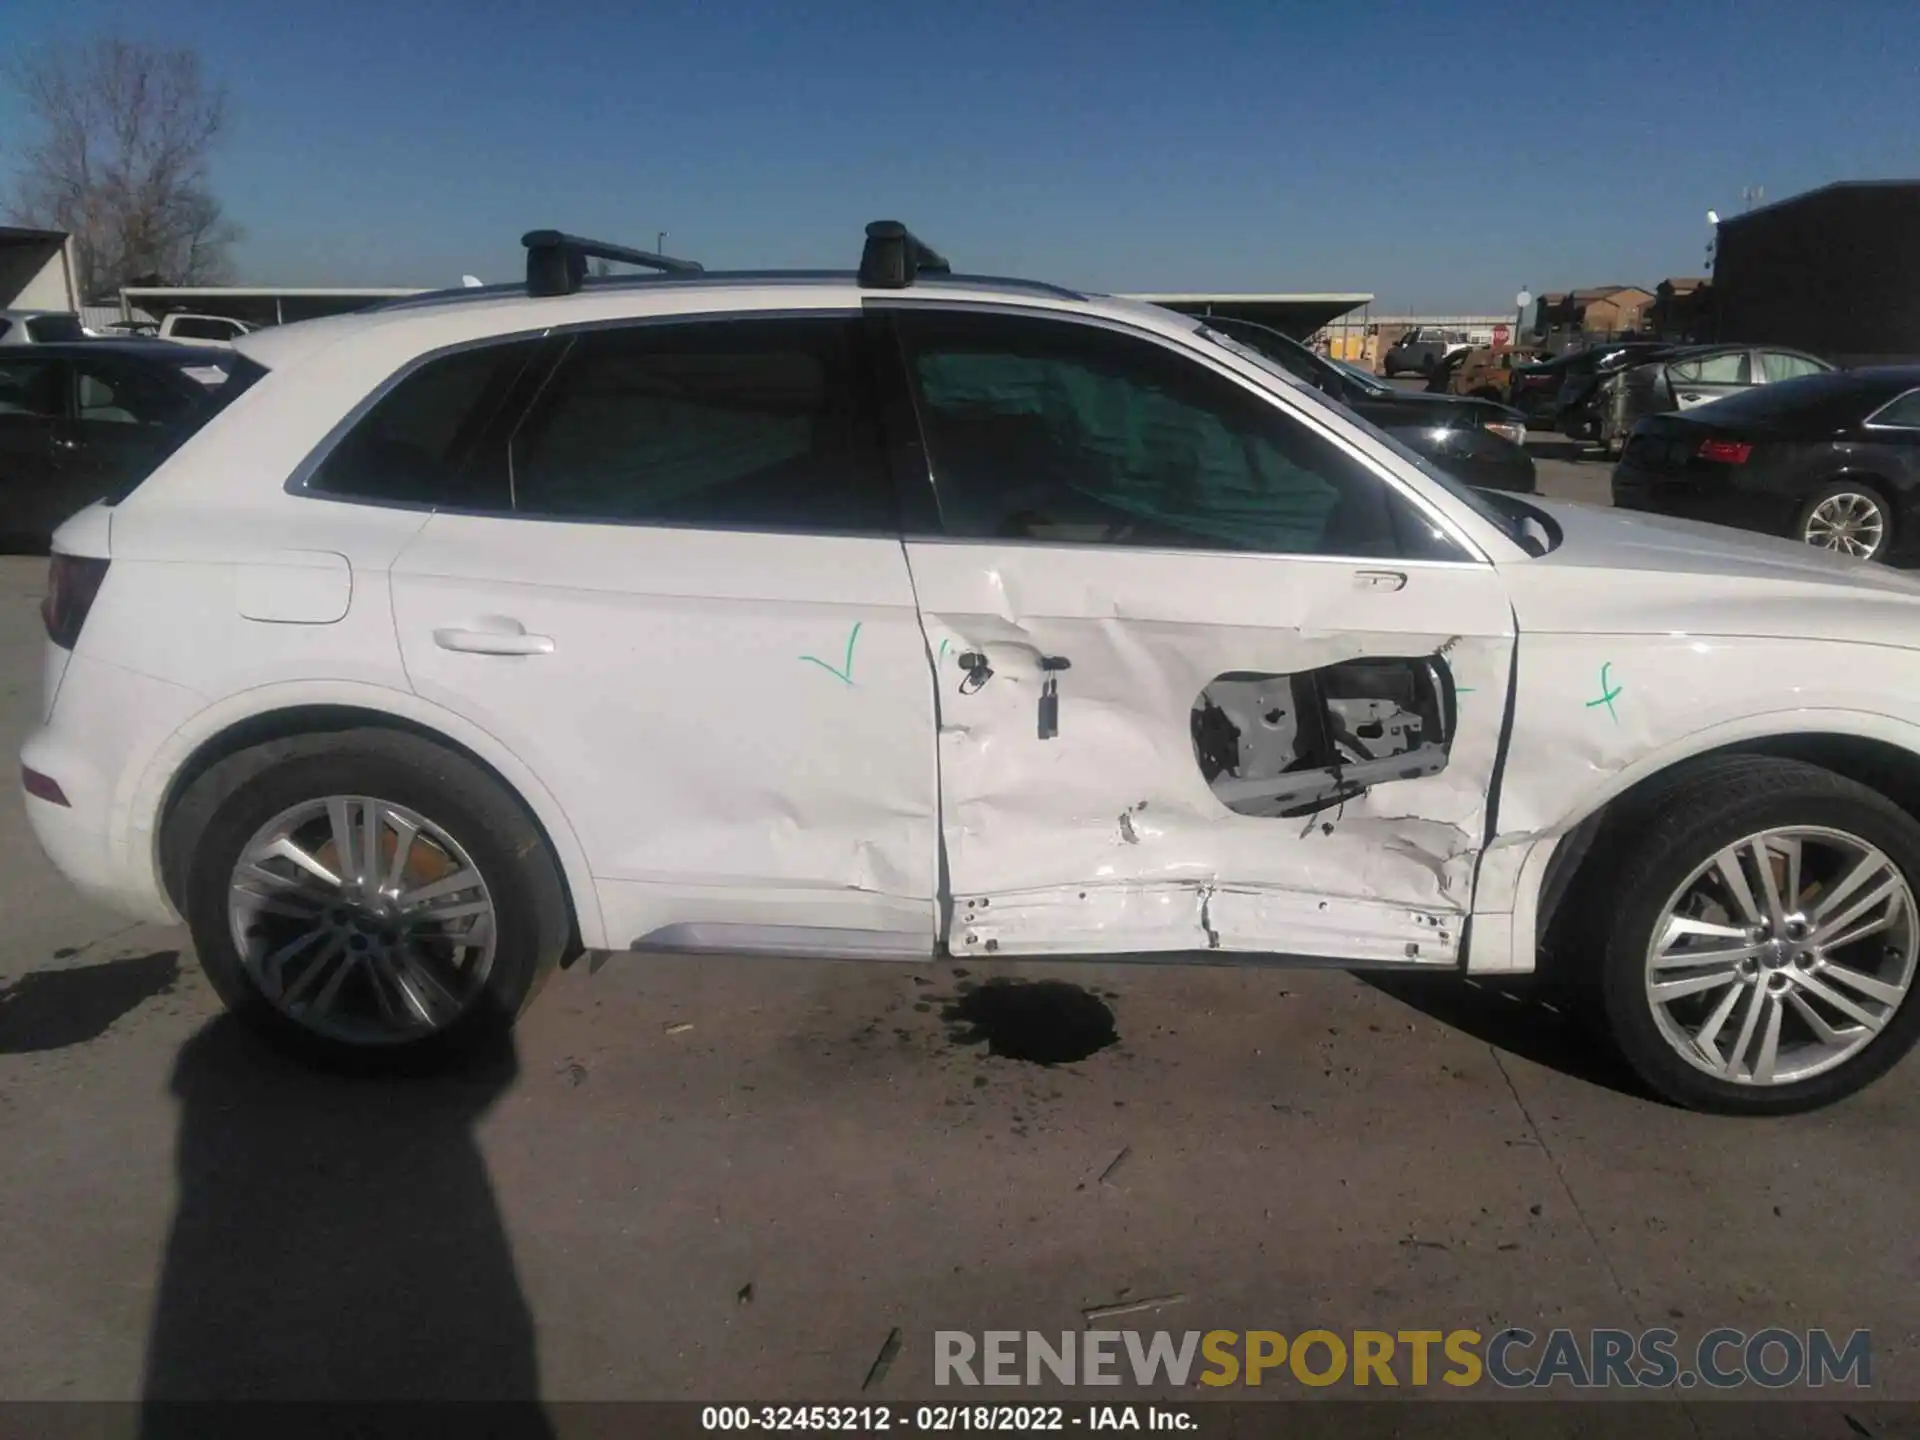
[
  {"xmin": 1756, "ymin": 350, "xmax": 1831, "ymax": 384},
  {"xmin": 356, "ymin": 314, "xmax": 940, "ymax": 956}
]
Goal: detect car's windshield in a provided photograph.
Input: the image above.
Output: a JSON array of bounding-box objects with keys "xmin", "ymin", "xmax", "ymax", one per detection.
[{"xmin": 1198, "ymin": 323, "xmax": 1529, "ymax": 549}]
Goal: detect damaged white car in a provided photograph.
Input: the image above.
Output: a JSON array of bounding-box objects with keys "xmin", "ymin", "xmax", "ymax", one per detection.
[{"xmin": 22, "ymin": 224, "xmax": 1920, "ymax": 1114}]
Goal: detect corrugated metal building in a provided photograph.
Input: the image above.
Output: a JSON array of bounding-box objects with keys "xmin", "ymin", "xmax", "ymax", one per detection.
[{"xmin": 1712, "ymin": 180, "xmax": 1920, "ymax": 365}]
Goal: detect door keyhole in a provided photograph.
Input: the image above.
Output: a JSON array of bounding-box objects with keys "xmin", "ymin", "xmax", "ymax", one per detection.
[{"xmin": 957, "ymin": 651, "xmax": 994, "ymax": 694}]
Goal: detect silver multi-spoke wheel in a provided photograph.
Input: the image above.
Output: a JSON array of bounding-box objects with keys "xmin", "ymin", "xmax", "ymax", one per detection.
[
  {"xmin": 1646, "ymin": 826, "xmax": 1917, "ymax": 1086},
  {"xmin": 1803, "ymin": 492, "xmax": 1886, "ymax": 558},
  {"xmin": 226, "ymin": 796, "xmax": 498, "ymax": 1046}
]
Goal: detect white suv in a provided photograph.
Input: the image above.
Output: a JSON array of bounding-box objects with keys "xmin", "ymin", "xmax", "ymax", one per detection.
[{"xmin": 21, "ymin": 223, "xmax": 1920, "ymax": 1112}]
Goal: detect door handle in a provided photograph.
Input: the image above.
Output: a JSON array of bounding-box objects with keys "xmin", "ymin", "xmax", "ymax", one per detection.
[
  {"xmin": 1353, "ymin": 570, "xmax": 1408, "ymax": 592},
  {"xmin": 433, "ymin": 625, "xmax": 554, "ymax": 656},
  {"xmin": 50, "ymin": 436, "xmax": 79, "ymax": 451}
]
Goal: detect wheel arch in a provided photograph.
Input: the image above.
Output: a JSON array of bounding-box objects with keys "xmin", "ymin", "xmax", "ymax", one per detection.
[
  {"xmin": 1507, "ymin": 719, "xmax": 1920, "ymax": 975},
  {"xmin": 136, "ymin": 684, "xmax": 607, "ymax": 951}
]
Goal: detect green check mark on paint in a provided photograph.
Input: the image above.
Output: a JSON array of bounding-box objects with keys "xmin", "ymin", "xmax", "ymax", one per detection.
[
  {"xmin": 1585, "ymin": 661, "xmax": 1623, "ymax": 722},
  {"xmin": 799, "ymin": 622, "xmax": 862, "ymax": 686}
]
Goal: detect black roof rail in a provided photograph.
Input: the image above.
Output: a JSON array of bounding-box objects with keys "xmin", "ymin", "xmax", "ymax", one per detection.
[
  {"xmin": 522, "ymin": 229, "xmax": 704, "ymax": 297},
  {"xmin": 858, "ymin": 220, "xmax": 950, "ymax": 289}
]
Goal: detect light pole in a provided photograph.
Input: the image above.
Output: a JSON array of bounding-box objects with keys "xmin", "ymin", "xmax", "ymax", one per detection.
[
  {"xmin": 656, "ymin": 231, "xmax": 667, "ymax": 254},
  {"xmin": 1515, "ymin": 288, "xmax": 1532, "ymax": 349}
]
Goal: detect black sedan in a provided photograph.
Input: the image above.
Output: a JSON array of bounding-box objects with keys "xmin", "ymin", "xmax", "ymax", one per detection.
[
  {"xmin": 0, "ymin": 341, "xmax": 239, "ymax": 548},
  {"xmin": 1202, "ymin": 317, "xmax": 1536, "ymax": 493},
  {"xmin": 1611, "ymin": 367, "xmax": 1920, "ymax": 562}
]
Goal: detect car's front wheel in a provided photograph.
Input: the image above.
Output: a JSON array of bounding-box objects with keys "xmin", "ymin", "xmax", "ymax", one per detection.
[
  {"xmin": 181, "ymin": 729, "xmax": 572, "ymax": 1071},
  {"xmin": 1797, "ymin": 481, "xmax": 1892, "ymax": 561},
  {"xmin": 1594, "ymin": 756, "xmax": 1920, "ymax": 1114}
]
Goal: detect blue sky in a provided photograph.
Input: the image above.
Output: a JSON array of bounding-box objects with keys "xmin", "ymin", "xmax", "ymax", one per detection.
[{"xmin": 2, "ymin": 0, "xmax": 1915, "ymax": 311}]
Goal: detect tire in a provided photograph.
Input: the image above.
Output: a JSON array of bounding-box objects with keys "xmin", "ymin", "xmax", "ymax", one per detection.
[
  {"xmin": 1795, "ymin": 480, "xmax": 1893, "ymax": 562},
  {"xmin": 180, "ymin": 728, "xmax": 571, "ymax": 1073},
  {"xmin": 1593, "ymin": 755, "xmax": 1920, "ymax": 1114}
]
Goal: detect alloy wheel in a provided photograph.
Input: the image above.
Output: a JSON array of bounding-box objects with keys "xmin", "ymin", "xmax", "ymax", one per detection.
[
  {"xmin": 1644, "ymin": 826, "xmax": 1917, "ymax": 1085},
  {"xmin": 226, "ymin": 796, "xmax": 498, "ymax": 1045},
  {"xmin": 1804, "ymin": 492, "xmax": 1886, "ymax": 558}
]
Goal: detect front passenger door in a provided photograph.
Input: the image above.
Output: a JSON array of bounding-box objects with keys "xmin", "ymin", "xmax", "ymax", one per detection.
[
  {"xmin": 882, "ymin": 307, "xmax": 1516, "ymax": 964},
  {"xmin": 1668, "ymin": 351, "xmax": 1749, "ymax": 410}
]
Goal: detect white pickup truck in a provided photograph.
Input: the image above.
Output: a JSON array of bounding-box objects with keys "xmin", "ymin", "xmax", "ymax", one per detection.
[{"xmin": 155, "ymin": 313, "xmax": 254, "ymax": 348}]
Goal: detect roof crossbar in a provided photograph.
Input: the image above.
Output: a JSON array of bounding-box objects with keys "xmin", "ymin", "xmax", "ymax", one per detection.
[
  {"xmin": 858, "ymin": 220, "xmax": 950, "ymax": 289},
  {"xmin": 522, "ymin": 229, "xmax": 704, "ymax": 297}
]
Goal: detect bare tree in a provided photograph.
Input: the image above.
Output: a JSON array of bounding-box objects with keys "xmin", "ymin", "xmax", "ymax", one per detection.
[{"xmin": 5, "ymin": 37, "xmax": 241, "ymax": 297}]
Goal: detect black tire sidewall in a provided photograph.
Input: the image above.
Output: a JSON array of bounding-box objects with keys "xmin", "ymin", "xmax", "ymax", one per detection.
[
  {"xmin": 184, "ymin": 735, "xmax": 568, "ymax": 1072},
  {"xmin": 1601, "ymin": 779, "xmax": 1920, "ymax": 1114}
]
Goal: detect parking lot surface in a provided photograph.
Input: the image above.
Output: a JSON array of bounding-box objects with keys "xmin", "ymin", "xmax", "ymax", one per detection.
[{"xmin": 0, "ymin": 466, "xmax": 1917, "ymax": 1415}]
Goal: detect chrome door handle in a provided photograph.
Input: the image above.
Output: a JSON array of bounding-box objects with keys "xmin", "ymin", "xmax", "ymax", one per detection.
[
  {"xmin": 50, "ymin": 436, "xmax": 79, "ymax": 451},
  {"xmin": 433, "ymin": 626, "xmax": 554, "ymax": 656},
  {"xmin": 1353, "ymin": 570, "xmax": 1408, "ymax": 592}
]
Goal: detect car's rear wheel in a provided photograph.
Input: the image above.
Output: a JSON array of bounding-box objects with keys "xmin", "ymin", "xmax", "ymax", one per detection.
[
  {"xmin": 1594, "ymin": 756, "xmax": 1920, "ymax": 1114},
  {"xmin": 1797, "ymin": 481, "xmax": 1891, "ymax": 561},
  {"xmin": 182, "ymin": 730, "xmax": 570, "ymax": 1072}
]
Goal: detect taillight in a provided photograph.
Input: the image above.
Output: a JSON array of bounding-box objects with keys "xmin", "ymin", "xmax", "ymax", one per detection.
[
  {"xmin": 42, "ymin": 553, "xmax": 110, "ymax": 651},
  {"xmin": 1697, "ymin": 438, "xmax": 1753, "ymax": 465}
]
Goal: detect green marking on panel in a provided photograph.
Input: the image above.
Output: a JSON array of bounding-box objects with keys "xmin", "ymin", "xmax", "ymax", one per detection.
[
  {"xmin": 799, "ymin": 621, "xmax": 862, "ymax": 686},
  {"xmin": 1584, "ymin": 661, "xmax": 1623, "ymax": 723}
]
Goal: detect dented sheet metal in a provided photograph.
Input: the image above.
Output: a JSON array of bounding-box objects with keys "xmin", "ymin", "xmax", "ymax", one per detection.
[{"xmin": 903, "ymin": 541, "xmax": 1516, "ymax": 960}]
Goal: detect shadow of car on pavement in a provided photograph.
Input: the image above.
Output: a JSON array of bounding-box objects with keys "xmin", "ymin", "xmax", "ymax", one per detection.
[{"xmin": 139, "ymin": 1014, "xmax": 553, "ymax": 1438}]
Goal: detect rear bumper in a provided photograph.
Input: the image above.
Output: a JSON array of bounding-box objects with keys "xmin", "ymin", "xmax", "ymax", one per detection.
[{"xmin": 19, "ymin": 652, "xmax": 205, "ymax": 925}]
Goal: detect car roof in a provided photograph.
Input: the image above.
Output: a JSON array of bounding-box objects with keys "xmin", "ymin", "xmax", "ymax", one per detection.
[{"xmin": 235, "ymin": 272, "xmax": 1204, "ymax": 375}]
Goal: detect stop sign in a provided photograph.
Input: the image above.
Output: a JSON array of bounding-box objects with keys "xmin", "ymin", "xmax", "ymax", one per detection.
[{"xmin": 1492, "ymin": 324, "xmax": 1511, "ymax": 346}]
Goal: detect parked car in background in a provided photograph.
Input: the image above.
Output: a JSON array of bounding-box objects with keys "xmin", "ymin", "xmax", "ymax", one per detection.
[
  {"xmin": 1206, "ymin": 316, "xmax": 1534, "ymax": 492},
  {"xmin": 1612, "ymin": 367, "xmax": 1920, "ymax": 562},
  {"xmin": 0, "ymin": 342, "xmax": 238, "ymax": 548},
  {"xmin": 1428, "ymin": 346, "xmax": 1543, "ymax": 407},
  {"xmin": 156, "ymin": 313, "xmax": 255, "ymax": 347},
  {"xmin": 0, "ymin": 310, "xmax": 90, "ymax": 346},
  {"xmin": 1496, "ymin": 341, "xmax": 1672, "ymax": 428},
  {"xmin": 1382, "ymin": 326, "xmax": 1468, "ymax": 378},
  {"xmin": 1597, "ymin": 344, "xmax": 1834, "ymax": 456},
  {"xmin": 1552, "ymin": 341, "xmax": 1686, "ymax": 438}
]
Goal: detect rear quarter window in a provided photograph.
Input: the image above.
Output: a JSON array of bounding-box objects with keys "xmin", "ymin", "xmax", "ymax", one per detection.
[{"xmin": 306, "ymin": 341, "xmax": 541, "ymax": 508}]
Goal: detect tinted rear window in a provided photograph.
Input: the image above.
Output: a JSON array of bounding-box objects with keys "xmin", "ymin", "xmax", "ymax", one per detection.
[
  {"xmin": 168, "ymin": 317, "xmax": 237, "ymax": 341},
  {"xmin": 308, "ymin": 341, "xmax": 539, "ymax": 508}
]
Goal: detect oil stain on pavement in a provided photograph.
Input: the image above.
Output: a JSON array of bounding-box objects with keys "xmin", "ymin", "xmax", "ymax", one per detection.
[{"xmin": 942, "ymin": 977, "xmax": 1118, "ymax": 1066}]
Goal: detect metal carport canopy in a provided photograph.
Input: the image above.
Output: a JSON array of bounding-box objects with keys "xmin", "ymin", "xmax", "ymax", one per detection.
[{"xmin": 1123, "ymin": 292, "xmax": 1373, "ymax": 340}]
